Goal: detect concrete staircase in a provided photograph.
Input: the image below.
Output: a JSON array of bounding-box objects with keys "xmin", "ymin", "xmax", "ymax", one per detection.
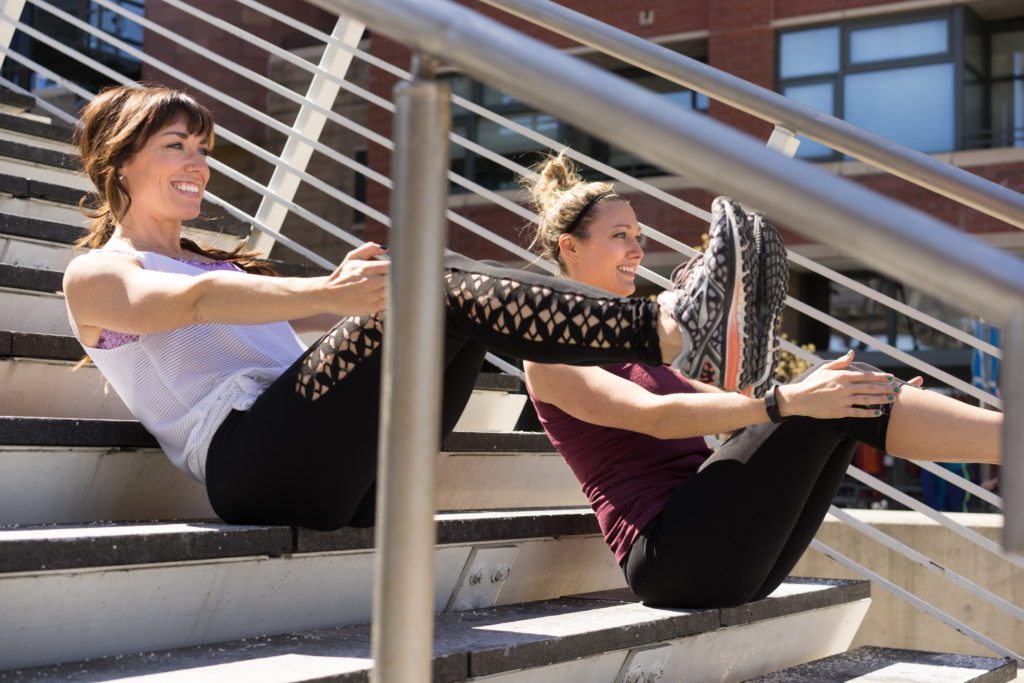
[{"xmin": 0, "ymin": 87, "xmax": 1015, "ymax": 681}]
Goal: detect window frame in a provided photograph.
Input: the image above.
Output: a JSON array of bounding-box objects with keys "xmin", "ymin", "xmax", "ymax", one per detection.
[{"xmin": 775, "ymin": 8, "xmax": 965, "ymax": 160}]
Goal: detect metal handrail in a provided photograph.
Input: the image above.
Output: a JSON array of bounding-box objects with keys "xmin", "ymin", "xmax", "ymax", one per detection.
[{"xmin": 480, "ymin": 0, "xmax": 1024, "ymax": 232}]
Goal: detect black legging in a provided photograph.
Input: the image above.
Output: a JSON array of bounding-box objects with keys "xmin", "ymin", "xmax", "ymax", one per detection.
[
  {"xmin": 623, "ymin": 362, "xmax": 899, "ymax": 608},
  {"xmin": 205, "ymin": 254, "xmax": 662, "ymax": 530}
]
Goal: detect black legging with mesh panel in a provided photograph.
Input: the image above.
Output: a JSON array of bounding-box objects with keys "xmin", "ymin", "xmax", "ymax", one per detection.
[
  {"xmin": 205, "ymin": 254, "xmax": 664, "ymax": 529},
  {"xmin": 623, "ymin": 361, "xmax": 902, "ymax": 608}
]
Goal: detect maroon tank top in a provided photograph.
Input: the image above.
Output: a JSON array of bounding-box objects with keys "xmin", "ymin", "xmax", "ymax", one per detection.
[{"xmin": 529, "ymin": 363, "xmax": 711, "ymax": 564}]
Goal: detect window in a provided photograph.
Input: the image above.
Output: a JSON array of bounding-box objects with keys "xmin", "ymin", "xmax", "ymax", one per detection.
[
  {"xmin": 445, "ymin": 66, "xmax": 708, "ymax": 191},
  {"xmin": 778, "ymin": 12, "xmax": 962, "ymax": 159},
  {"xmin": 86, "ymin": 0, "xmax": 144, "ymax": 65},
  {"xmin": 987, "ymin": 28, "xmax": 1024, "ymax": 147}
]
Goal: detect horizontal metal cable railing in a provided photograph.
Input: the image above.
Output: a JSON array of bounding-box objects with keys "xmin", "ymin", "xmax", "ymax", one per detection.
[
  {"xmin": 2, "ymin": 0, "xmax": 1020, "ymax": 664},
  {"xmin": 811, "ymin": 539, "xmax": 1020, "ymax": 661}
]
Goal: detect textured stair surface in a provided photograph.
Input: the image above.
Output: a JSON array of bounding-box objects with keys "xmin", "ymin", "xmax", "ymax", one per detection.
[
  {"xmin": 0, "ymin": 416, "xmax": 548, "ymax": 451},
  {"xmin": 1, "ymin": 579, "xmax": 870, "ymax": 681},
  {"xmin": 0, "ymin": 509, "xmax": 598, "ymax": 572},
  {"xmin": 747, "ymin": 645, "xmax": 1017, "ymax": 682}
]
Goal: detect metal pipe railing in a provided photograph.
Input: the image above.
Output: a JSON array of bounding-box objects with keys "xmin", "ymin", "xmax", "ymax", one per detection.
[
  {"xmin": 480, "ymin": 0, "xmax": 1024, "ymax": 233},
  {"xmin": 372, "ymin": 53, "xmax": 450, "ymax": 683}
]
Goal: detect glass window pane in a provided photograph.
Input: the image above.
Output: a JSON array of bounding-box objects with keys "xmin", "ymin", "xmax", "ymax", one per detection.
[
  {"xmin": 991, "ymin": 80, "xmax": 1024, "ymax": 148},
  {"xmin": 844, "ymin": 63, "xmax": 954, "ymax": 153},
  {"xmin": 481, "ymin": 85, "xmax": 522, "ymax": 109},
  {"xmin": 664, "ymin": 90, "xmax": 694, "ymax": 108},
  {"xmin": 849, "ymin": 18, "xmax": 948, "ymax": 64},
  {"xmin": 991, "ymin": 31, "xmax": 1024, "ymax": 79},
  {"xmin": 780, "ymin": 27, "xmax": 840, "ymax": 78},
  {"xmin": 783, "ymin": 82, "xmax": 834, "ymax": 158},
  {"xmin": 963, "ymin": 77, "xmax": 985, "ymax": 149},
  {"xmin": 477, "ymin": 114, "xmax": 558, "ymax": 155}
]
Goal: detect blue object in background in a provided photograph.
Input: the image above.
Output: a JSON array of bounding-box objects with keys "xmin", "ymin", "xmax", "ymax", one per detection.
[{"xmin": 971, "ymin": 321, "xmax": 1001, "ymax": 399}]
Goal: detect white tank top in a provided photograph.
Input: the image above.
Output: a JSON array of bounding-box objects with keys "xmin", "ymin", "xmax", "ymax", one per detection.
[{"xmin": 67, "ymin": 250, "xmax": 307, "ymax": 483}]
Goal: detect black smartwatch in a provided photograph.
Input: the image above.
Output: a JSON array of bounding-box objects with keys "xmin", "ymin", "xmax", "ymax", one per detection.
[{"xmin": 764, "ymin": 384, "xmax": 787, "ymax": 424}]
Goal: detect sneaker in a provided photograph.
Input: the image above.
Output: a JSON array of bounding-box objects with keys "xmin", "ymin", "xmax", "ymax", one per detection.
[
  {"xmin": 744, "ymin": 211, "xmax": 789, "ymax": 398},
  {"xmin": 661, "ymin": 196, "xmax": 759, "ymax": 392}
]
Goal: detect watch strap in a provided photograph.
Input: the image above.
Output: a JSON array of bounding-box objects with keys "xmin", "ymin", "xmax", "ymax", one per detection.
[{"xmin": 764, "ymin": 384, "xmax": 786, "ymax": 424}]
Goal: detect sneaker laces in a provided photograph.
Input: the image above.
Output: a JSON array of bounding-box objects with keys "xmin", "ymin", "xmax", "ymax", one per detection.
[{"xmin": 668, "ymin": 252, "xmax": 704, "ymax": 289}]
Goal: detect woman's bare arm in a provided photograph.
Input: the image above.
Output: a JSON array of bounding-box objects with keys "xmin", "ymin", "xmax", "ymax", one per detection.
[{"xmin": 64, "ymin": 244, "xmax": 388, "ymax": 336}]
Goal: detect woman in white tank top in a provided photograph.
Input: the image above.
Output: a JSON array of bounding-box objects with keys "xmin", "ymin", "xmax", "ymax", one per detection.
[{"xmin": 63, "ymin": 84, "xmax": 770, "ymax": 530}]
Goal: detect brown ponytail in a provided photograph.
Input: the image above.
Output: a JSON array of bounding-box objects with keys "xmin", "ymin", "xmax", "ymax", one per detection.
[{"xmin": 520, "ymin": 152, "xmax": 621, "ymax": 273}]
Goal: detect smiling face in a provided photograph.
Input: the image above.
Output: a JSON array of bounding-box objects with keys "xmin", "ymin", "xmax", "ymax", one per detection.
[
  {"xmin": 561, "ymin": 200, "xmax": 645, "ymax": 296},
  {"xmin": 118, "ymin": 116, "xmax": 210, "ymax": 225}
]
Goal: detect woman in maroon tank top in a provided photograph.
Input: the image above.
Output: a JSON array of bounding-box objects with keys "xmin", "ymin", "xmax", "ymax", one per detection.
[{"xmin": 522, "ymin": 154, "xmax": 1004, "ymax": 608}]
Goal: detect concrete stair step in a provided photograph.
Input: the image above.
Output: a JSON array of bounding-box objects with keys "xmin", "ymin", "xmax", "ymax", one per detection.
[
  {"xmin": 0, "ymin": 111, "xmax": 74, "ymax": 148},
  {"xmin": 748, "ymin": 645, "xmax": 1017, "ymax": 682},
  {"xmin": 0, "ymin": 173, "xmax": 250, "ymax": 235},
  {"xmin": 0, "ymin": 509, "xmax": 637, "ymax": 671},
  {"xmin": 0, "ymin": 416, "xmax": 550, "ymax": 450},
  {"xmin": 0, "ymin": 415, "xmax": 578, "ymax": 524},
  {"xmin": 0, "ymin": 329, "xmax": 526, "ymax": 424},
  {"xmin": 0, "ymin": 214, "xmax": 328, "ymax": 275},
  {"xmin": 0, "ymin": 575, "xmax": 871, "ymax": 678},
  {"xmin": 0, "ymin": 138, "xmax": 90, "ymax": 190},
  {"xmin": 0, "ymin": 88, "xmax": 38, "ymax": 115}
]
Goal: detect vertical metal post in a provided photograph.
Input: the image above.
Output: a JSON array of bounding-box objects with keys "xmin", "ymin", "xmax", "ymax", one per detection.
[
  {"xmin": 247, "ymin": 15, "xmax": 365, "ymax": 256},
  {"xmin": 0, "ymin": 0, "xmax": 27, "ymax": 72},
  {"xmin": 1002, "ymin": 305, "xmax": 1024, "ymax": 554},
  {"xmin": 371, "ymin": 53, "xmax": 450, "ymax": 683}
]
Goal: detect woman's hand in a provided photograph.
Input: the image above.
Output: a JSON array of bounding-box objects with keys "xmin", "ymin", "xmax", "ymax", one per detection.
[
  {"xmin": 322, "ymin": 243, "xmax": 390, "ymax": 316},
  {"xmin": 775, "ymin": 351, "xmax": 923, "ymax": 419}
]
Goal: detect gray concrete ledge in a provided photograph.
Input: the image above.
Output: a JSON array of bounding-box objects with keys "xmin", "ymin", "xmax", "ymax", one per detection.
[
  {"xmin": 748, "ymin": 645, "xmax": 1017, "ymax": 682},
  {"xmin": 0, "ymin": 112, "xmax": 73, "ymax": 143},
  {"xmin": 0, "ymin": 173, "xmax": 84, "ymax": 206},
  {"xmin": 1, "ymin": 578, "xmax": 869, "ymax": 682},
  {"xmin": 0, "ymin": 263, "xmax": 62, "ymax": 293},
  {"xmin": 0, "ymin": 212, "xmax": 85, "ymax": 244},
  {"xmin": 0, "ymin": 89, "xmax": 37, "ymax": 112},
  {"xmin": 0, "ymin": 509, "xmax": 598, "ymax": 573},
  {"xmin": 0, "ymin": 139, "xmax": 80, "ymax": 171},
  {"xmin": 0, "ymin": 417, "xmax": 551, "ymax": 451}
]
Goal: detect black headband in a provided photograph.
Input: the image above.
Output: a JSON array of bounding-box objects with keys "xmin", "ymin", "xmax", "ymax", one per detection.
[{"xmin": 564, "ymin": 190, "xmax": 615, "ymax": 234}]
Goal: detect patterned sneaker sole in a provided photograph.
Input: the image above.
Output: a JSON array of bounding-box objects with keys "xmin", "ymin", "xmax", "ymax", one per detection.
[
  {"xmin": 745, "ymin": 212, "xmax": 789, "ymax": 398},
  {"xmin": 721, "ymin": 199, "xmax": 758, "ymax": 392},
  {"xmin": 674, "ymin": 197, "xmax": 757, "ymax": 391}
]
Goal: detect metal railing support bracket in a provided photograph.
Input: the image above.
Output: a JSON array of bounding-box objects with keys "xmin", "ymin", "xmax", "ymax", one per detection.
[
  {"xmin": 767, "ymin": 125, "xmax": 800, "ymax": 158},
  {"xmin": 444, "ymin": 545, "xmax": 519, "ymax": 611}
]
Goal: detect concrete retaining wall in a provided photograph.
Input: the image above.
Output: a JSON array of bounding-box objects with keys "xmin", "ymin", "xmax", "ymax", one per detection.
[{"xmin": 791, "ymin": 509, "xmax": 1022, "ymax": 658}]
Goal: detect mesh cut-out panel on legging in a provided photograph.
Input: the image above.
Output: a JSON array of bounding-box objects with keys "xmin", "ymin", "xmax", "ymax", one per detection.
[
  {"xmin": 295, "ymin": 314, "xmax": 384, "ymax": 401},
  {"xmin": 445, "ymin": 270, "xmax": 644, "ymax": 352}
]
